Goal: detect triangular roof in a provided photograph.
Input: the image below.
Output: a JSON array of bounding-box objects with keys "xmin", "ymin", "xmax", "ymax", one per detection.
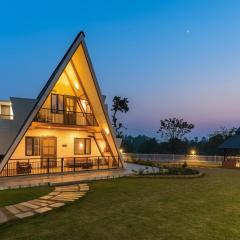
[
  {"xmin": 0, "ymin": 31, "xmax": 122, "ymax": 172},
  {"xmin": 218, "ymin": 128, "xmax": 240, "ymax": 149}
]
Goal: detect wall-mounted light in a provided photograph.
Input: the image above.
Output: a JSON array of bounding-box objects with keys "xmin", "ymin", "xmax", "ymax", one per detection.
[
  {"xmin": 120, "ymin": 148, "xmax": 123, "ymax": 154},
  {"xmin": 105, "ymin": 128, "xmax": 109, "ymax": 135},
  {"xmin": 74, "ymin": 81, "xmax": 79, "ymax": 90}
]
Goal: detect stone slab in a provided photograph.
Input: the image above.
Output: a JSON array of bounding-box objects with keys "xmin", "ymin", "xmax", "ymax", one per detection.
[
  {"xmin": 21, "ymin": 202, "xmax": 40, "ymax": 209},
  {"xmin": 5, "ymin": 205, "xmax": 21, "ymax": 215},
  {"xmin": 28, "ymin": 200, "xmax": 48, "ymax": 207},
  {"xmin": 16, "ymin": 211, "xmax": 35, "ymax": 219},
  {"xmin": 35, "ymin": 207, "xmax": 52, "ymax": 214},
  {"xmin": 50, "ymin": 202, "xmax": 65, "ymax": 208},
  {"xmin": 40, "ymin": 195, "xmax": 53, "ymax": 200},
  {"xmin": 15, "ymin": 204, "xmax": 32, "ymax": 212}
]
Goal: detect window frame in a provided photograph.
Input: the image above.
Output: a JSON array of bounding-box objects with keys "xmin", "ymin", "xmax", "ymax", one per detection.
[
  {"xmin": 25, "ymin": 137, "xmax": 40, "ymax": 156},
  {"xmin": 51, "ymin": 94, "xmax": 59, "ymax": 113},
  {"xmin": 74, "ymin": 138, "xmax": 91, "ymax": 155}
]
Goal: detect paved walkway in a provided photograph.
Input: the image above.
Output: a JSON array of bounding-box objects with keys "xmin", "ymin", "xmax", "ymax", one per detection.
[{"xmin": 0, "ymin": 183, "xmax": 89, "ymax": 224}]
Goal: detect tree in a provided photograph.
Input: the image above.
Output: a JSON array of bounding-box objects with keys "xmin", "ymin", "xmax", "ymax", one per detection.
[
  {"xmin": 111, "ymin": 96, "xmax": 129, "ymax": 138},
  {"xmin": 157, "ymin": 117, "xmax": 194, "ymax": 153}
]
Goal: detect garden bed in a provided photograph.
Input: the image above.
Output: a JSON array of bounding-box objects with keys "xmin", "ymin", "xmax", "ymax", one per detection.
[{"xmin": 129, "ymin": 160, "xmax": 203, "ymax": 178}]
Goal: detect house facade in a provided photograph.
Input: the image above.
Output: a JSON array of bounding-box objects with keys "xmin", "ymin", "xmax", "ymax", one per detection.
[{"xmin": 0, "ymin": 32, "xmax": 123, "ymax": 177}]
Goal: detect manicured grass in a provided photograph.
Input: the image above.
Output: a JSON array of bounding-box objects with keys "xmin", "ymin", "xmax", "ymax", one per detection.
[
  {"xmin": 1, "ymin": 169, "xmax": 240, "ymax": 239},
  {"xmin": 0, "ymin": 186, "xmax": 53, "ymax": 207}
]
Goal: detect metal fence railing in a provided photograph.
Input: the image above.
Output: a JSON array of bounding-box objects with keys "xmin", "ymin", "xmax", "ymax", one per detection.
[
  {"xmin": 0, "ymin": 156, "xmax": 121, "ymax": 177},
  {"xmin": 122, "ymin": 153, "xmax": 225, "ymax": 167},
  {"xmin": 34, "ymin": 108, "xmax": 98, "ymax": 126}
]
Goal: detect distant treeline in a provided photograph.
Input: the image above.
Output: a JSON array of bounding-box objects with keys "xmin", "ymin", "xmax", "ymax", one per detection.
[{"xmin": 121, "ymin": 127, "xmax": 237, "ymax": 155}]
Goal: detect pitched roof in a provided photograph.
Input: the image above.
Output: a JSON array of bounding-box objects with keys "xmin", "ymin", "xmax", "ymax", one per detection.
[{"xmin": 218, "ymin": 128, "xmax": 240, "ymax": 149}]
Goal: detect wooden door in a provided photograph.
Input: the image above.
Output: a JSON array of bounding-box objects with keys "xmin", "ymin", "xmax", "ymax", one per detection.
[
  {"xmin": 41, "ymin": 137, "xmax": 57, "ymax": 168},
  {"xmin": 64, "ymin": 96, "xmax": 76, "ymax": 125}
]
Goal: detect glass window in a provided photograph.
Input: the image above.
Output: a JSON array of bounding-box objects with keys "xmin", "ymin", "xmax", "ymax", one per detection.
[
  {"xmin": 25, "ymin": 137, "xmax": 40, "ymax": 156},
  {"xmin": 74, "ymin": 138, "xmax": 91, "ymax": 155},
  {"xmin": 51, "ymin": 94, "xmax": 58, "ymax": 113}
]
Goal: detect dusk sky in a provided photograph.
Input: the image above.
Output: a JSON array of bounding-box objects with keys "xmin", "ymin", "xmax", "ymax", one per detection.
[{"xmin": 1, "ymin": 0, "xmax": 240, "ymax": 138}]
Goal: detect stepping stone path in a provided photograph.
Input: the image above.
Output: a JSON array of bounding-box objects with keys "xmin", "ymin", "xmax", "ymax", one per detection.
[{"xmin": 0, "ymin": 184, "xmax": 89, "ymax": 224}]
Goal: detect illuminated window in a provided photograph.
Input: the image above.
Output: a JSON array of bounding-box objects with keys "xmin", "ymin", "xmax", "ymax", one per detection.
[
  {"xmin": 25, "ymin": 137, "xmax": 40, "ymax": 156},
  {"xmin": 51, "ymin": 94, "xmax": 64, "ymax": 113},
  {"xmin": 74, "ymin": 138, "xmax": 91, "ymax": 155}
]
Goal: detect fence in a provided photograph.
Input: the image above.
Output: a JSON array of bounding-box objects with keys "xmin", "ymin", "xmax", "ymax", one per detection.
[{"xmin": 122, "ymin": 153, "xmax": 225, "ymax": 167}]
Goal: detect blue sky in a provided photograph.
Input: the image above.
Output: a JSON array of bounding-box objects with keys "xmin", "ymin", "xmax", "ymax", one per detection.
[{"xmin": 1, "ymin": 0, "xmax": 240, "ymax": 138}]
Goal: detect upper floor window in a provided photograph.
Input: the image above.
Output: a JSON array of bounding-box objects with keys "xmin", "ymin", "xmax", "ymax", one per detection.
[
  {"xmin": 51, "ymin": 94, "xmax": 64, "ymax": 113},
  {"xmin": 0, "ymin": 103, "xmax": 13, "ymax": 120}
]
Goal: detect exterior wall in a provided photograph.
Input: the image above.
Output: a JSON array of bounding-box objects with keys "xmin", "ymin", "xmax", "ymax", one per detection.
[{"xmin": 11, "ymin": 128, "xmax": 103, "ymax": 159}]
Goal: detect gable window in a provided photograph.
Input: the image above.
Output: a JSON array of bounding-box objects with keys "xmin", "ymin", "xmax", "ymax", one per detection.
[
  {"xmin": 74, "ymin": 138, "xmax": 91, "ymax": 155},
  {"xmin": 51, "ymin": 94, "xmax": 64, "ymax": 113},
  {"xmin": 25, "ymin": 137, "xmax": 40, "ymax": 156}
]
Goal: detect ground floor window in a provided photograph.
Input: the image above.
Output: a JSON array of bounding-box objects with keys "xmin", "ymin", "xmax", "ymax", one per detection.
[
  {"xmin": 74, "ymin": 138, "xmax": 91, "ymax": 155},
  {"xmin": 25, "ymin": 137, "xmax": 40, "ymax": 156}
]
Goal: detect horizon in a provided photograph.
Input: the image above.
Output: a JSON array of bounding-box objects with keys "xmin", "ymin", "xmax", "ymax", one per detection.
[{"xmin": 1, "ymin": 1, "xmax": 240, "ymax": 138}]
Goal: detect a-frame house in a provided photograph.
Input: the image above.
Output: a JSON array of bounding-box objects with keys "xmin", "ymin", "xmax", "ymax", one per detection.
[{"xmin": 0, "ymin": 32, "xmax": 123, "ymax": 177}]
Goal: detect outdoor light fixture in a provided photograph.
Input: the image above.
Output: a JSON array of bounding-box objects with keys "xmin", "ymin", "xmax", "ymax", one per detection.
[
  {"xmin": 74, "ymin": 81, "xmax": 79, "ymax": 90},
  {"xmin": 120, "ymin": 148, "xmax": 123, "ymax": 153},
  {"xmin": 191, "ymin": 150, "xmax": 196, "ymax": 155},
  {"xmin": 105, "ymin": 128, "xmax": 109, "ymax": 135}
]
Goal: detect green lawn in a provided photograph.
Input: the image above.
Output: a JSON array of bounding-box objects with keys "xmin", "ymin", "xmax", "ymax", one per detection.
[
  {"xmin": 0, "ymin": 186, "xmax": 52, "ymax": 208},
  {"xmin": 1, "ymin": 168, "xmax": 240, "ymax": 239}
]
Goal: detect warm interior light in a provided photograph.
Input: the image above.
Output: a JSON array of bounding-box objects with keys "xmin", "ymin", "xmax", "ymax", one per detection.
[
  {"xmin": 191, "ymin": 150, "xmax": 196, "ymax": 155},
  {"xmin": 81, "ymin": 99, "xmax": 87, "ymax": 112},
  {"xmin": 79, "ymin": 143, "xmax": 84, "ymax": 148},
  {"xmin": 120, "ymin": 148, "xmax": 123, "ymax": 153},
  {"xmin": 74, "ymin": 81, "xmax": 79, "ymax": 90}
]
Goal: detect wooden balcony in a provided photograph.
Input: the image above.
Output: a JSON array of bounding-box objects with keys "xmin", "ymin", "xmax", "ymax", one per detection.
[{"xmin": 34, "ymin": 108, "xmax": 98, "ymax": 127}]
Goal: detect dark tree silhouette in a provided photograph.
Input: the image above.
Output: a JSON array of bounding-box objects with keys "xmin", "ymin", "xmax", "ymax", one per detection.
[
  {"xmin": 111, "ymin": 96, "xmax": 129, "ymax": 138},
  {"xmin": 157, "ymin": 118, "xmax": 194, "ymax": 153}
]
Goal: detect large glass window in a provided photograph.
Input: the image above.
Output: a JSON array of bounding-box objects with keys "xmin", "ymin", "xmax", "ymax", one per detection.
[
  {"xmin": 25, "ymin": 137, "xmax": 40, "ymax": 156},
  {"xmin": 74, "ymin": 138, "xmax": 91, "ymax": 155}
]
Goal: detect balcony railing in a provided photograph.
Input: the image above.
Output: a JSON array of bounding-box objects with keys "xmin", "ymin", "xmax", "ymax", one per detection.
[
  {"xmin": 0, "ymin": 156, "xmax": 122, "ymax": 177},
  {"xmin": 34, "ymin": 108, "xmax": 98, "ymax": 126}
]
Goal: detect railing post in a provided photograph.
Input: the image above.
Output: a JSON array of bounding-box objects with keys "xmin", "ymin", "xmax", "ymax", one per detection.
[
  {"xmin": 28, "ymin": 159, "xmax": 30, "ymax": 175},
  {"xmin": 74, "ymin": 157, "xmax": 76, "ymax": 172},
  {"xmin": 108, "ymin": 156, "xmax": 110, "ymax": 169},
  {"xmin": 61, "ymin": 158, "xmax": 64, "ymax": 173},
  {"xmin": 6, "ymin": 162, "xmax": 9, "ymax": 177},
  {"xmin": 98, "ymin": 157, "xmax": 100, "ymax": 170},
  {"xmin": 118, "ymin": 156, "xmax": 120, "ymax": 168},
  {"xmin": 47, "ymin": 158, "xmax": 49, "ymax": 174}
]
